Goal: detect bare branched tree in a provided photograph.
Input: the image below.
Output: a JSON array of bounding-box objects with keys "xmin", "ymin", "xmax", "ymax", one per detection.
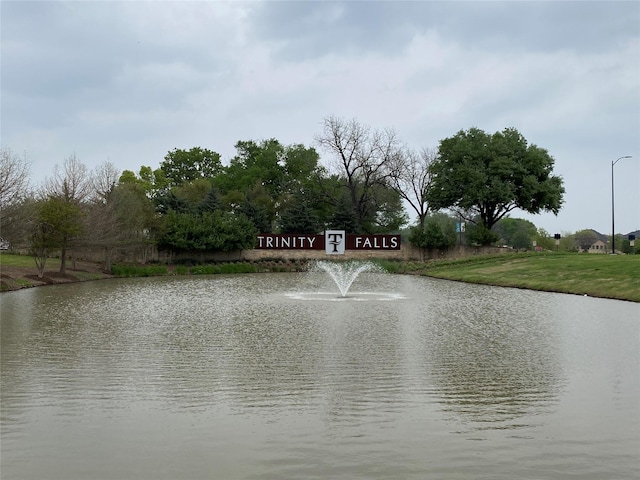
[
  {"xmin": 85, "ymin": 161, "xmax": 124, "ymax": 271},
  {"xmin": 0, "ymin": 147, "xmax": 30, "ymax": 206},
  {"xmin": 0, "ymin": 147, "xmax": 31, "ymax": 235},
  {"xmin": 44, "ymin": 154, "xmax": 91, "ymax": 203},
  {"xmin": 387, "ymin": 147, "xmax": 436, "ymax": 228},
  {"xmin": 315, "ymin": 115, "xmax": 403, "ymax": 232},
  {"xmin": 91, "ymin": 160, "xmax": 120, "ymax": 203}
]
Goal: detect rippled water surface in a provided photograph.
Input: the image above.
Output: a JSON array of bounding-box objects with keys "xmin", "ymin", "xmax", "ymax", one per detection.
[{"xmin": 1, "ymin": 272, "xmax": 639, "ymax": 479}]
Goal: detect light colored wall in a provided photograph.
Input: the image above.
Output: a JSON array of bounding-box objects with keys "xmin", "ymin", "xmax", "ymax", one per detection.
[
  {"xmin": 72, "ymin": 243, "xmax": 511, "ymax": 265},
  {"xmin": 588, "ymin": 241, "xmax": 607, "ymax": 254}
]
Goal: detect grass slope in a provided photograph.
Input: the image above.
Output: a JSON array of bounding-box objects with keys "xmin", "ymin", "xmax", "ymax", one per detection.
[
  {"xmin": 0, "ymin": 253, "xmax": 47, "ymax": 268},
  {"xmin": 416, "ymin": 253, "xmax": 640, "ymax": 302}
]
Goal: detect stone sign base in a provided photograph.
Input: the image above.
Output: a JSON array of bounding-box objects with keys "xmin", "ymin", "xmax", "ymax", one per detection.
[{"xmin": 57, "ymin": 243, "xmax": 511, "ymax": 267}]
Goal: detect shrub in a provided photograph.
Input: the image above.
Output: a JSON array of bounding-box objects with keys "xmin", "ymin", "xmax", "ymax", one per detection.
[{"xmin": 173, "ymin": 266, "xmax": 189, "ymax": 275}]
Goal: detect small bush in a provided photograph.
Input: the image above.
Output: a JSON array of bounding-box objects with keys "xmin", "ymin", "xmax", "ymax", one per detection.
[
  {"xmin": 173, "ymin": 266, "xmax": 190, "ymax": 275},
  {"xmin": 371, "ymin": 259, "xmax": 398, "ymax": 273},
  {"xmin": 190, "ymin": 265, "xmax": 219, "ymax": 275},
  {"xmin": 221, "ymin": 263, "xmax": 258, "ymax": 274}
]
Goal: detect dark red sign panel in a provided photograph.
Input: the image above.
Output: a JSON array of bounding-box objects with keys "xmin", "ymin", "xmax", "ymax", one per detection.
[{"xmin": 255, "ymin": 233, "xmax": 401, "ymax": 251}]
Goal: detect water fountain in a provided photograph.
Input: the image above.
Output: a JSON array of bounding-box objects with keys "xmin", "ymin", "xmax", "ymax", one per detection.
[
  {"xmin": 284, "ymin": 260, "xmax": 403, "ymax": 301},
  {"xmin": 312, "ymin": 260, "xmax": 382, "ymax": 297}
]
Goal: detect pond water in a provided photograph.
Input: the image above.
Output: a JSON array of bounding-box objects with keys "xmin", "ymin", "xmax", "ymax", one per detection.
[{"xmin": 1, "ymin": 271, "xmax": 638, "ymax": 479}]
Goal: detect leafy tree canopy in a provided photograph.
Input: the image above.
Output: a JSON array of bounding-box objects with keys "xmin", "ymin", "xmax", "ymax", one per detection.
[
  {"xmin": 494, "ymin": 217, "xmax": 537, "ymax": 249},
  {"xmin": 119, "ymin": 166, "xmax": 168, "ymax": 196},
  {"xmin": 218, "ymin": 139, "xmax": 286, "ymax": 197},
  {"xmin": 279, "ymin": 196, "xmax": 322, "ymax": 234},
  {"xmin": 409, "ymin": 212, "xmax": 457, "ymax": 250},
  {"xmin": 427, "ymin": 127, "xmax": 565, "ymax": 238},
  {"xmin": 158, "ymin": 210, "xmax": 256, "ymax": 252},
  {"xmin": 366, "ymin": 184, "xmax": 408, "ymax": 234},
  {"xmin": 111, "ymin": 182, "xmax": 159, "ymax": 238},
  {"xmin": 161, "ymin": 147, "xmax": 223, "ymax": 187},
  {"xmin": 329, "ymin": 194, "xmax": 360, "ymax": 234},
  {"xmin": 36, "ymin": 196, "xmax": 84, "ymax": 247},
  {"xmin": 465, "ymin": 222, "xmax": 500, "ymax": 246},
  {"xmin": 281, "ymin": 143, "xmax": 322, "ymax": 191}
]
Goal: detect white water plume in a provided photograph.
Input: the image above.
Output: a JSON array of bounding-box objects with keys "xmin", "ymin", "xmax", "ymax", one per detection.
[{"xmin": 311, "ymin": 260, "xmax": 385, "ymax": 297}]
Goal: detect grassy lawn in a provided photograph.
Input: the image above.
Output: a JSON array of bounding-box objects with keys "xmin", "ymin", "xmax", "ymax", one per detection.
[
  {"xmin": 1, "ymin": 252, "xmax": 107, "ymax": 270},
  {"xmin": 0, "ymin": 252, "xmax": 50, "ymax": 268},
  {"xmin": 419, "ymin": 252, "xmax": 640, "ymax": 302}
]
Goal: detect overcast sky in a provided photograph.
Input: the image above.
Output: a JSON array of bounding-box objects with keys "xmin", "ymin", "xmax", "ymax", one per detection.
[{"xmin": 2, "ymin": 1, "xmax": 639, "ymax": 235}]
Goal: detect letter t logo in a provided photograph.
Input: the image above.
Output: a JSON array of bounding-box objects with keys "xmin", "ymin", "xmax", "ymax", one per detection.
[{"xmin": 325, "ymin": 230, "xmax": 346, "ymax": 254}]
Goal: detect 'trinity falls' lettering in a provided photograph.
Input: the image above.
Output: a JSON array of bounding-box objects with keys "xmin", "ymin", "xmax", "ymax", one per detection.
[
  {"xmin": 256, "ymin": 234, "xmax": 324, "ymax": 250},
  {"xmin": 255, "ymin": 233, "xmax": 401, "ymax": 251},
  {"xmin": 351, "ymin": 235, "xmax": 400, "ymax": 250}
]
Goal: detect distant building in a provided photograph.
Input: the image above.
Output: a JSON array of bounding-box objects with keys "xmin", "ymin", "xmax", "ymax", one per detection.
[{"xmin": 587, "ymin": 240, "xmax": 607, "ymax": 254}]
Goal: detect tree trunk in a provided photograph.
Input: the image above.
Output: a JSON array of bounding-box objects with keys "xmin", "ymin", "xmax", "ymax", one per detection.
[
  {"xmin": 104, "ymin": 247, "xmax": 112, "ymax": 273},
  {"xmin": 35, "ymin": 251, "xmax": 47, "ymax": 279},
  {"xmin": 60, "ymin": 244, "xmax": 67, "ymax": 274}
]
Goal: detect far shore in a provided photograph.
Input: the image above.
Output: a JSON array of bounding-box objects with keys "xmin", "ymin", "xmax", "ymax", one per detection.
[{"xmin": 1, "ymin": 252, "xmax": 638, "ymax": 303}]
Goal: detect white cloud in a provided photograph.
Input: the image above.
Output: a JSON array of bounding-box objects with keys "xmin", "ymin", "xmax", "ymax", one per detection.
[{"xmin": 1, "ymin": 0, "xmax": 638, "ymax": 234}]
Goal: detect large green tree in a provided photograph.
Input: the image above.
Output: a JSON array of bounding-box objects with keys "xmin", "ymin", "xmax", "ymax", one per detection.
[
  {"xmin": 426, "ymin": 127, "xmax": 564, "ymax": 242},
  {"xmin": 366, "ymin": 183, "xmax": 409, "ymax": 233},
  {"xmin": 216, "ymin": 139, "xmax": 285, "ymax": 201},
  {"xmin": 112, "ymin": 182, "xmax": 159, "ymax": 262},
  {"xmin": 158, "ymin": 210, "xmax": 256, "ymax": 252},
  {"xmin": 279, "ymin": 194, "xmax": 322, "ymax": 234},
  {"xmin": 409, "ymin": 212, "xmax": 457, "ymax": 250},
  {"xmin": 494, "ymin": 217, "xmax": 538, "ymax": 249},
  {"xmin": 328, "ymin": 192, "xmax": 359, "ymax": 233},
  {"xmin": 31, "ymin": 196, "xmax": 84, "ymax": 275},
  {"xmin": 43, "ymin": 154, "xmax": 91, "ymax": 273},
  {"xmin": 214, "ymin": 139, "xmax": 326, "ymax": 233},
  {"xmin": 161, "ymin": 147, "xmax": 223, "ymax": 187},
  {"xmin": 120, "ymin": 166, "xmax": 168, "ymax": 197}
]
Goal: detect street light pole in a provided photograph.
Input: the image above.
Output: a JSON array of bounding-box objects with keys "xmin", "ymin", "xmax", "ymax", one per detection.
[{"xmin": 611, "ymin": 155, "xmax": 632, "ymax": 254}]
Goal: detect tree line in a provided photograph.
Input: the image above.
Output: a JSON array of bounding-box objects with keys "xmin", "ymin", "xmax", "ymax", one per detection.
[{"xmin": 1, "ymin": 116, "xmax": 582, "ymax": 274}]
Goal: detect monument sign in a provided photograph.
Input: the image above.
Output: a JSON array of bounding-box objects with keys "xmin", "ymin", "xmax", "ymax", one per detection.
[{"xmin": 255, "ymin": 230, "xmax": 400, "ymax": 255}]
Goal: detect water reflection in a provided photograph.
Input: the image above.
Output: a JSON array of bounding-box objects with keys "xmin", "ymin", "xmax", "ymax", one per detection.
[
  {"xmin": 422, "ymin": 285, "xmax": 564, "ymax": 430},
  {"xmin": 1, "ymin": 274, "xmax": 638, "ymax": 479}
]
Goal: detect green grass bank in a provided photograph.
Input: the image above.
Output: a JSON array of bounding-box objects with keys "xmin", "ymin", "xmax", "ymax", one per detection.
[{"xmin": 377, "ymin": 252, "xmax": 640, "ymax": 303}]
